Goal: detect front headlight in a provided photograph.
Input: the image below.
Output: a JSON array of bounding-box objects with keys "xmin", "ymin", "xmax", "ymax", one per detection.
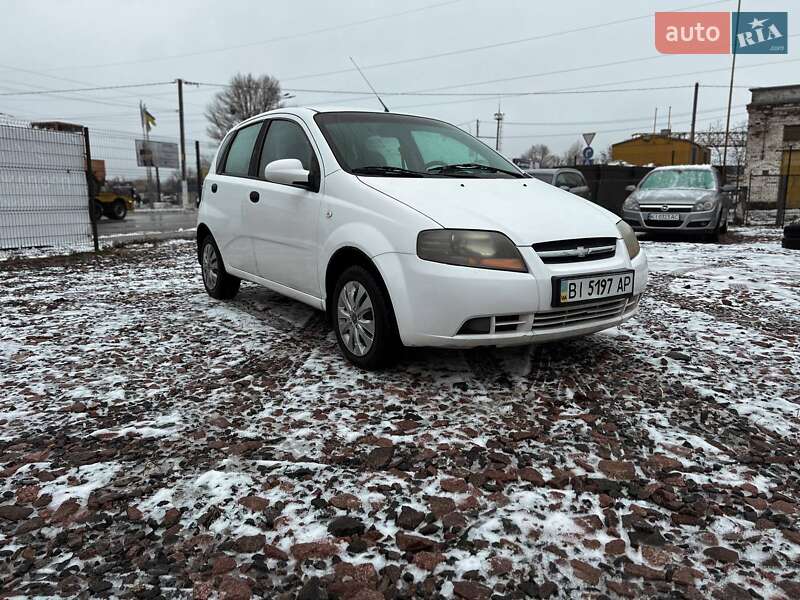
[
  {"xmin": 622, "ymin": 196, "xmax": 640, "ymax": 211},
  {"xmin": 417, "ymin": 229, "xmax": 527, "ymax": 272},
  {"xmin": 693, "ymin": 199, "xmax": 716, "ymax": 212},
  {"xmin": 616, "ymin": 220, "xmax": 640, "ymax": 259}
]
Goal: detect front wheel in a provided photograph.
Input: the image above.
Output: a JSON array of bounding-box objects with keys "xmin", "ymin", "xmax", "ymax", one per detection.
[
  {"xmin": 200, "ymin": 236, "xmax": 240, "ymax": 300},
  {"xmin": 109, "ymin": 198, "xmax": 127, "ymax": 220},
  {"xmin": 332, "ymin": 266, "xmax": 399, "ymax": 369}
]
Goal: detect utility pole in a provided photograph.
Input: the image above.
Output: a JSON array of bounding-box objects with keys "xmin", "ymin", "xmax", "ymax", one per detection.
[
  {"xmin": 722, "ymin": 0, "xmax": 743, "ymax": 181},
  {"xmin": 177, "ymin": 78, "xmax": 189, "ymax": 208},
  {"xmin": 667, "ymin": 106, "xmax": 672, "ymax": 132},
  {"xmin": 652, "ymin": 107, "xmax": 658, "ymax": 134},
  {"xmin": 494, "ymin": 107, "xmax": 504, "ymax": 152},
  {"xmin": 195, "ymin": 140, "xmax": 202, "ymax": 206},
  {"xmin": 689, "ymin": 82, "xmax": 699, "ymax": 164},
  {"xmin": 476, "ymin": 119, "xmax": 480, "ymax": 139},
  {"xmin": 139, "ymin": 100, "xmax": 153, "ymax": 205}
]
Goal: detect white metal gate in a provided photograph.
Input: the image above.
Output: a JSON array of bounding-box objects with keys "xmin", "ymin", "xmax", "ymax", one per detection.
[{"xmin": 0, "ymin": 121, "xmax": 92, "ymax": 250}]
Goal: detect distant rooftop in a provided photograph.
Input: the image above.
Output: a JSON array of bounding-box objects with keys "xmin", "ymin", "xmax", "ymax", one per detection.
[{"xmin": 749, "ymin": 83, "xmax": 800, "ymax": 107}]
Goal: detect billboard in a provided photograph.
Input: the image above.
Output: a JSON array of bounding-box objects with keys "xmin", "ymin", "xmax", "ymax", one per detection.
[{"xmin": 135, "ymin": 139, "xmax": 179, "ymax": 169}]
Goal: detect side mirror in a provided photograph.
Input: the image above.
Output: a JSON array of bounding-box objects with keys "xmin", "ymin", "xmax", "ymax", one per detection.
[
  {"xmin": 264, "ymin": 158, "xmax": 311, "ymax": 189},
  {"xmin": 559, "ymin": 185, "xmax": 571, "ymax": 191},
  {"xmin": 625, "ymin": 184, "xmax": 636, "ymax": 193}
]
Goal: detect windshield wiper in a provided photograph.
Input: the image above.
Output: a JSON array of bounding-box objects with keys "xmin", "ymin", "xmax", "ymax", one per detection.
[
  {"xmin": 428, "ymin": 162, "xmax": 523, "ymax": 178},
  {"xmin": 352, "ymin": 165, "xmax": 427, "ymax": 177}
]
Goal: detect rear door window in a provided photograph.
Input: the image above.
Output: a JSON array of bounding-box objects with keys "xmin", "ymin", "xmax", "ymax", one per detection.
[{"xmin": 222, "ymin": 122, "xmax": 262, "ymax": 177}]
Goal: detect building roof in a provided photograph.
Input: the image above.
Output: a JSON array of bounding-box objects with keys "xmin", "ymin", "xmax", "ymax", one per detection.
[
  {"xmin": 748, "ymin": 83, "xmax": 800, "ymax": 107},
  {"xmin": 611, "ymin": 134, "xmax": 704, "ymax": 149}
]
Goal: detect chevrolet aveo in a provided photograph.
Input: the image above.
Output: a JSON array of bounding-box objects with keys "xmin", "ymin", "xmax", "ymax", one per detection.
[{"xmin": 197, "ymin": 108, "xmax": 648, "ymax": 368}]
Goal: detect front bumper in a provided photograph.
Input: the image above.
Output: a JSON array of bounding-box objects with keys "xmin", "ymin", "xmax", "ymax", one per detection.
[
  {"xmin": 375, "ymin": 242, "xmax": 648, "ymax": 348},
  {"xmin": 622, "ymin": 207, "xmax": 718, "ymax": 233}
]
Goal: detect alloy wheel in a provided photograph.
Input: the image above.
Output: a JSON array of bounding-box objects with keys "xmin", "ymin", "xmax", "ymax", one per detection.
[
  {"xmin": 337, "ymin": 281, "xmax": 375, "ymax": 356},
  {"xmin": 202, "ymin": 243, "xmax": 219, "ymax": 290}
]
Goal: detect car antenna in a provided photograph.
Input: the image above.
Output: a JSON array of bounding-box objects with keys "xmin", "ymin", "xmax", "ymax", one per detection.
[{"xmin": 349, "ymin": 56, "xmax": 390, "ymax": 112}]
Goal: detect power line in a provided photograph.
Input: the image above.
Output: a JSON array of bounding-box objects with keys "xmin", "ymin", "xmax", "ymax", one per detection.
[
  {"xmin": 498, "ymin": 110, "xmax": 748, "ymax": 139},
  {"xmin": 502, "ymin": 103, "xmax": 747, "ymax": 126},
  {"xmin": 279, "ymin": 0, "xmax": 733, "ymax": 82},
  {"xmin": 0, "ymin": 81, "xmax": 176, "ymax": 97},
  {"xmin": 15, "ymin": 0, "xmax": 463, "ymax": 73}
]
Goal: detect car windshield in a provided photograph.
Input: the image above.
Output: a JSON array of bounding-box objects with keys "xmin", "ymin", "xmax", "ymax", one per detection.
[
  {"xmin": 639, "ymin": 169, "xmax": 715, "ymax": 190},
  {"xmin": 314, "ymin": 112, "xmax": 522, "ymax": 178}
]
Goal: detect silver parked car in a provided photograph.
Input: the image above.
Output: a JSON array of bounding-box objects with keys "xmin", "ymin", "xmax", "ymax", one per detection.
[
  {"xmin": 621, "ymin": 165, "xmax": 735, "ymax": 240},
  {"xmin": 525, "ymin": 168, "xmax": 590, "ymax": 200}
]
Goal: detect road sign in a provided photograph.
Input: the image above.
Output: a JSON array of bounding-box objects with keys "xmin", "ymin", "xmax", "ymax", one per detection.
[
  {"xmin": 136, "ymin": 139, "xmax": 179, "ymax": 169},
  {"xmin": 582, "ymin": 132, "xmax": 596, "ymax": 146},
  {"xmin": 583, "ymin": 146, "xmax": 594, "ymax": 160}
]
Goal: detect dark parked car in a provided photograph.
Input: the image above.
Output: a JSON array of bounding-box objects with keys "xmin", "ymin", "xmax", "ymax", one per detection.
[{"xmin": 525, "ymin": 168, "xmax": 590, "ymax": 200}]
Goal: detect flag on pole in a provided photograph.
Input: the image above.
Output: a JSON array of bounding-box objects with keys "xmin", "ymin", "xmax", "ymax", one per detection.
[{"xmin": 140, "ymin": 104, "xmax": 156, "ymax": 131}]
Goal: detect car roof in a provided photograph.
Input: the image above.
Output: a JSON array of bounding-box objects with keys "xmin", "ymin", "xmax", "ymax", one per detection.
[
  {"xmin": 650, "ymin": 164, "xmax": 715, "ymax": 171},
  {"xmin": 238, "ymin": 105, "xmax": 430, "ymax": 128}
]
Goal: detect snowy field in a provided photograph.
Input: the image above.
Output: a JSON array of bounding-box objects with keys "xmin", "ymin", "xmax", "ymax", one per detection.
[{"xmin": 1, "ymin": 229, "xmax": 799, "ymax": 599}]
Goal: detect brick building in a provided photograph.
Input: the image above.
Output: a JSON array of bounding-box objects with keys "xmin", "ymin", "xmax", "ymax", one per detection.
[{"xmin": 744, "ymin": 84, "xmax": 800, "ymax": 209}]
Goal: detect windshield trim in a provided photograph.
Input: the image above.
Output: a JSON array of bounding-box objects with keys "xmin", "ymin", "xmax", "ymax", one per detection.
[{"xmin": 313, "ymin": 111, "xmax": 522, "ymax": 178}]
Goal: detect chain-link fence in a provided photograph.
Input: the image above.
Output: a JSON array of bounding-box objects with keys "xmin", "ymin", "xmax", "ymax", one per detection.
[{"xmin": 0, "ymin": 119, "xmax": 95, "ymax": 250}]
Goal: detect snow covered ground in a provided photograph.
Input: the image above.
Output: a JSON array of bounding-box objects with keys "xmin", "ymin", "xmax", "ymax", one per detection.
[{"xmin": 1, "ymin": 229, "xmax": 798, "ymax": 599}]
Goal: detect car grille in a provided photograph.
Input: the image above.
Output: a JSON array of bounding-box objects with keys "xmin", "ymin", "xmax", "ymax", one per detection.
[
  {"xmin": 532, "ymin": 295, "xmax": 639, "ymax": 331},
  {"xmin": 639, "ymin": 204, "xmax": 692, "ymax": 213},
  {"xmin": 643, "ymin": 217, "xmax": 684, "ymax": 227},
  {"xmin": 533, "ymin": 237, "xmax": 616, "ymax": 264},
  {"xmin": 455, "ymin": 295, "xmax": 640, "ymax": 336}
]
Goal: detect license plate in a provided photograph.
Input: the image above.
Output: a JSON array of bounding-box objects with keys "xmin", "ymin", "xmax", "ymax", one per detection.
[
  {"xmin": 554, "ymin": 271, "xmax": 634, "ymax": 306},
  {"xmin": 648, "ymin": 212, "xmax": 681, "ymax": 221}
]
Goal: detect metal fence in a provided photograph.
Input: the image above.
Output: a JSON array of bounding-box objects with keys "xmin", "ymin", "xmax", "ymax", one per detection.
[
  {"xmin": 0, "ymin": 120, "xmax": 95, "ymax": 250},
  {"xmin": 88, "ymin": 128, "xmax": 215, "ymax": 208},
  {"xmin": 744, "ymin": 172, "xmax": 800, "ymax": 226}
]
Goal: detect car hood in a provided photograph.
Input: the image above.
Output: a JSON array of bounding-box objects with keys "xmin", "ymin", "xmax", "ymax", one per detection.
[
  {"xmin": 358, "ymin": 177, "xmax": 620, "ymax": 245},
  {"xmin": 633, "ymin": 188, "xmax": 716, "ymax": 205}
]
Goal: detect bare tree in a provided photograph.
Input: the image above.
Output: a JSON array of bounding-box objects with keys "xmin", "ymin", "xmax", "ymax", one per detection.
[
  {"xmin": 205, "ymin": 73, "xmax": 283, "ymax": 141},
  {"xmin": 518, "ymin": 143, "xmax": 554, "ymax": 167},
  {"xmin": 559, "ymin": 141, "xmax": 582, "ymax": 166}
]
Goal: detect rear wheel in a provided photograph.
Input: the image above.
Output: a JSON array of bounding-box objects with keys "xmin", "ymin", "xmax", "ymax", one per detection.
[
  {"xmin": 333, "ymin": 266, "xmax": 399, "ymax": 369},
  {"xmin": 200, "ymin": 235, "xmax": 240, "ymax": 300},
  {"xmin": 109, "ymin": 198, "xmax": 127, "ymax": 220}
]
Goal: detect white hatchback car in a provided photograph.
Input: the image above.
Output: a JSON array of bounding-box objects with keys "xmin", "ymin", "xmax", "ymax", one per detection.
[{"xmin": 197, "ymin": 108, "xmax": 648, "ymax": 368}]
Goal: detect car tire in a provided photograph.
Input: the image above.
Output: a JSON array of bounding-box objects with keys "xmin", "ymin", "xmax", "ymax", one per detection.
[
  {"xmin": 91, "ymin": 200, "xmax": 103, "ymax": 222},
  {"xmin": 332, "ymin": 265, "xmax": 399, "ymax": 369},
  {"xmin": 200, "ymin": 235, "xmax": 240, "ymax": 300},
  {"xmin": 109, "ymin": 198, "xmax": 127, "ymax": 220},
  {"xmin": 783, "ymin": 224, "xmax": 800, "ymax": 249}
]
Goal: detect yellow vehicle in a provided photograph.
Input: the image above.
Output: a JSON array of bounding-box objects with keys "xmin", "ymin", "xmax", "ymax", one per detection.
[{"xmin": 92, "ymin": 187, "xmax": 136, "ymax": 221}]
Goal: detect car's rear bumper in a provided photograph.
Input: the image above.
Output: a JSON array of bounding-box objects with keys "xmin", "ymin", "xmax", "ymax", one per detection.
[{"xmin": 375, "ymin": 245, "xmax": 648, "ymax": 348}]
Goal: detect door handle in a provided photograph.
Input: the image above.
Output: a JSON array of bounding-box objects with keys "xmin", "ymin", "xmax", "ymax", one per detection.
[
  {"xmin": 249, "ymin": 191, "xmax": 260, "ymax": 203},
  {"xmin": 211, "ymin": 183, "xmax": 217, "ymax": 193}
]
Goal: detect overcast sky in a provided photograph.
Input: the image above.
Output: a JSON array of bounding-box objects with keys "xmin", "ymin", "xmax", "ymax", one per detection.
[{"xmin": 1, "ymin": 0, "xmax": 797, "ymax": 161}]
